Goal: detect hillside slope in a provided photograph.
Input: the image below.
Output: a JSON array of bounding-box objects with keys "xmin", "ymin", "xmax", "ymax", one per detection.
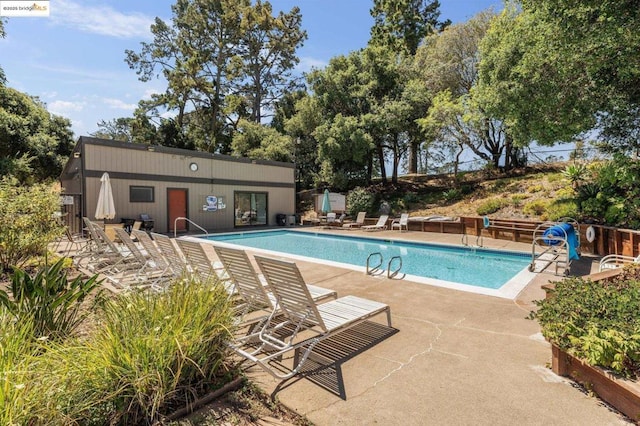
[{"xmin": 371, "ymin": 163, "xmax": 576, "ymax": 221}]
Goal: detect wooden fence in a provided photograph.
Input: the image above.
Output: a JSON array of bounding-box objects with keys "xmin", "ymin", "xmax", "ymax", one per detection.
[
  {"xmin": 460, "ymin": 216, "xmax": 640, "ymax": 258},
  {"xmin": 328, "ymin": 215, "xmax": 640, "ymax": 258}
]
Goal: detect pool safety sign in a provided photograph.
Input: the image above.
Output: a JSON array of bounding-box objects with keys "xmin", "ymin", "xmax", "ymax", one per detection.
[
  {"xmin": 203, "ymin": 195, "xmax": 226, "ymax": 212},
  {"xmin": 1, "ymin": 1, "xmax": 50, "ymax": 16}
]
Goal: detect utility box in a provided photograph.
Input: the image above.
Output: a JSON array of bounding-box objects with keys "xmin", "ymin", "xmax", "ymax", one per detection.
[{"xmin": 276, "ymin": 213, "xmax": 286, "ymax": 226}]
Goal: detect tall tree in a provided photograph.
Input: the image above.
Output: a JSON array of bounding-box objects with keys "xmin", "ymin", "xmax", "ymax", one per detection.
[
  {"xmin": 0, "ymin": 19, "xmax": 5, "ymax": 85},
  {"xmin": 416, "ymin": 11, "xmax": 518, "ymax": 172},
  {"xmin": 237, "ymin": 1, "xmax": 306, "ymax": 123},
  {"xmin": 369, "ymin": 0, "xmax": 450, "ymax": 174},
  {"xmin": 370, "ymin": 0, "xmax": 450, "ymax": 55},
  {"xmin": 477, "ymin": 1, "xmax": 640, "ymax": 152},
  {"xmin": 92, "ymin": 118, "xmax": 134, "ymax": 142},
  {"xmin": 0, "ymin": 86, "xmax": 74, "ymax": 183},
  {"xmin": 125, "ymin": 0, "xmax": 305, "ymax": 153}
]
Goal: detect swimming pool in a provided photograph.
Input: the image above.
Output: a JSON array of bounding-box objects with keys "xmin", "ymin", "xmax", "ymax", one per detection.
[{"xmin": 194, "ymin": 230, "xmax": 536, "ymax": 299}]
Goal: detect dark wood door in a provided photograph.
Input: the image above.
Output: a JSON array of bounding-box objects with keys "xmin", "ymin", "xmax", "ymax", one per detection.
[{"xmin": 168, "ymin": 188, "xmax": 188, "ymax": 232}]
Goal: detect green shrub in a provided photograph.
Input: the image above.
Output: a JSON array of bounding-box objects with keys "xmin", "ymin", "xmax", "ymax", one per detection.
[
  {"xmin": 476, "ymin": 198, "xmax": 508, "ymax": 215},
  {"xmin": 442, "ymin": 188, "xmax": 462, "ymax": 203},
  {"xmin": 527, "ymin": 184, "xmax": 544, "ymax": 193},
  {"xmin": 36, "ymin": 276, "xmax": 235, "ymax": 424},
  {"xmin": 510, "ymin": 194, "xmax": 528, "ymax": 206},
  {"xmin": 0, "ymin": 178, "xmax": 64, "ymax": 272},
  {"xmin": 531, "ymin": 265, "xmax": 640, "ymax": 378},
  {"xmin": 523, "ymin": 199, "xmax": 549, "ymax": 216},
  {"xmin": 545, "ymin": 200, "xmax": 579, "ymax": 222},
  {"xmin": 0, "ymin": 309, "xmax": 40, "ymax": 426},
  {"xmin": 0, "ymin": 258, "xmax": 102, "ymax": 341},
  {"xmin": 346, "ymin": 187, "xmax": 375, "ymax": 215},
  {"xmin": 546, "ymin": 173, "xmax": 563, "ymax": 183},
  {"xmin": 554, "ymin": 186, "xmax": 576, "ymax": 200}
]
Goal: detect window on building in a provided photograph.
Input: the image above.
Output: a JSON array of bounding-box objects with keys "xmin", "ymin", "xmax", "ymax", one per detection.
[
  {"xmin": 130, "ymin": 185, "xmax": 155, "ymax": 202},
  {"xmin": 234, "ymin": 191, "xmax": 267, "ymax": 227}
]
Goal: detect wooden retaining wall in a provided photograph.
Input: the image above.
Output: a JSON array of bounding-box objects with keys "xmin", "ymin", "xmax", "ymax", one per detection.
[{"xmin": 460, "ymin": 216, "xmax": 640, "ymax": 258}]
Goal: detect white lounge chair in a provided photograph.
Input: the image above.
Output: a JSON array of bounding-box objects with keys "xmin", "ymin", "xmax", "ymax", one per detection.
[
  {"xmin": 213, "ymin": 245, "xmax": 337, "ymax": 318},
  {"xmin": 362, "ymin": 215, "xmax": 389, "ymax": 231},
  {"xmin": 175, "ymin": 239, "xmax": 232, "ymax": 288},
  {"xmin": 112, "ymin": 227, "xmax": 173, "ymax": 291},
  {"xmin": 343, "ymin": 212, "xmax": 366, "ymax": 229},
  {"xmin": 599, "ymin": 253, "xmax": 640, "ymax": 272},
  {"xmin": 229, "ymin": 255, "xmax": 391, "ymax": 380},
  {"xmin": 391, "ymin": 213, "xmax": 409, "ymax": 232}
]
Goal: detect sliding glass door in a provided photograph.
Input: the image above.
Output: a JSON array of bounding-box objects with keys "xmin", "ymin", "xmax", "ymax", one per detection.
[{"xmin": 234, "ymin": 191, "xmax": 267, "ymax": 227}]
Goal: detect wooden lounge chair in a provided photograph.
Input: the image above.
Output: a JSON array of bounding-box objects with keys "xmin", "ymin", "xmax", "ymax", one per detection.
[
  {"xmin": 362, "ymin": 215, "xmax": 389, "ymax": 231},
  {"xmin": 229, "ymin": 255, "xmax": 391, "ymax": 380},
  {"xmin": 343, "ymin": 212, "xmax": 366, "ymax": 229},
  {"xmin": 391, "ymin": 213, "xmax": 409, "ymax": 232}
]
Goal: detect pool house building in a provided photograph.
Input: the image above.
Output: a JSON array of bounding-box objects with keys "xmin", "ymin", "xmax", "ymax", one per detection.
[{"xmin": 59, "ymin": 136, "xmax": 295, "ymax": 234}]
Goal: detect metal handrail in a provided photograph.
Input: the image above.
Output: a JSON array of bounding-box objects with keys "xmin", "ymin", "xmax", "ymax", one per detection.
[
  {"xmin": 461, "ymin": 233, "xmax": 468, "ymax": 246},
  {"xmin": 387, "ymin": 256, "xmax": 403, "ymax": 279},
  {"xmin": 174, "ymin": 217, "xmax": 208, "ymax": 238},
  {"xmin": 476, "ymin": 235, "xmax": 484, "ymax": 247},
  {"xmin": 366, "ymin": 252, "xmax": 383, "ymax": 275}
]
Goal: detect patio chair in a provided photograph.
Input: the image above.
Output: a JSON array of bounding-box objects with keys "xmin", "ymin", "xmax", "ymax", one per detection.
[
  {"xmin": 391, "ymin": 213, "xmax": 409, "ymax": 232},
  {"xmin": 150, "ymin": 232, "xmax": 190, "ymax": 277},
  {"xmin": 79, "ymin": 219, "xmax": 133, "ymax": 273},
  {"xmin": 111, "ymin": 228, "xmax": 174, "ymax": 291},
  {"xmin": 175, "ymin": 239, "xmax": 231, "ymax": 286},
  {"xmin": 599, "ymin": 253, "xmax": 640, "ymax": 272},
  {"xmin": 131, "ymin": 229, "xmax": 167, "ymax": 268},
  {"xmin": 213, "ymin": 245, "xmax": 337, "ymax": 318},
  {"xmin": 229, "ymin": 255, "xmax": 391, "ymax": 380},
  {"xmin": 52, "ymin": 226, "xmax": 91, "ymax": 259},
  {"xmin": 362, "ymin": 215, "xmax": 389, "ymax": 231},
  {"xmin": 342, "ymin": 212, "xmax": 366, "ymax": 229}
]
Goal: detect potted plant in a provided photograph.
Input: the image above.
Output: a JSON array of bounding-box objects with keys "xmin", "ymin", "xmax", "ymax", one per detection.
[{"xmin": 531, "ymin": 264, "xmax": 640, "ymax": 420}]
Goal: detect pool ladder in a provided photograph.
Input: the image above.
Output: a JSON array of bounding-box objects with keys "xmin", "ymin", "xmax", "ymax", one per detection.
[
  {"xmin": 366, "ymin": 252, "xmax": 404, "ymax": 279},
  {"xmin": 461, "ymin": 233, "xmax": 483, "ymax": 248}
]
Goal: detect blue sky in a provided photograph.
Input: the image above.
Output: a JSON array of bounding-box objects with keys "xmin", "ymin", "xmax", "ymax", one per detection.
[{"xmin": 1, "ymin": 0, "xmax": 501, "ymax": 138}]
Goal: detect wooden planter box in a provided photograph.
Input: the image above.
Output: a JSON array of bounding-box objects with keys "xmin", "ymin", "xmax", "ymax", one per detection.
[{"xmin": 552, "ymin": 344, "xmax": 640, "ymax": 421}]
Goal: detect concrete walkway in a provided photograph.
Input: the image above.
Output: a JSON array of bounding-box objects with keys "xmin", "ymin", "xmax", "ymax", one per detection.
[{"xmin": 238, "ymin": 229, "xmax": 631, "ymax": 425}]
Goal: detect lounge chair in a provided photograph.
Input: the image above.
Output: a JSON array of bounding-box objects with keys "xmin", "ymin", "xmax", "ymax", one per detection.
[
  {"xmin": 175, "ymin": 239, "xmax": 231, "ymax": 287},
  {"xmin": 228, "ymin": 255, "xmax": 391, "ymax": 380},
  {"xmin": 343, "ymin": 212, "xmax": 366, "ymax": 229},
  {"xmin": 150, "ymin": 232, "xmax": 190, "ymax": 277},
  {"xmin": 213, "ymin": 245, "xmax": 337, "ymax": 318},
  {"xmin": 80, "ymin": 219, "xmax": 137, "ymax": 274},
  {"xmin": 111, "ymin": 228, "xmax": 172, "ymax": 291},
  {"xmin": 131, "ymin": 229, "xmax": 169, "ymax": 271},
  {"xmin": 599, "ymin": 253, "xmax": 640, "ymax": 272},
  {"xmin": 362, "ymin": 215, "xmax": 389, "ymax": 231},
  {"xmin": 391, "ymin": 213, "xmax": 409, "ymax": 232}
]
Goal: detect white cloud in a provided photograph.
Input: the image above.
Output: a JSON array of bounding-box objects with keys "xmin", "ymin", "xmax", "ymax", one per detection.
[
  {"xmin": 296, "ymin": 56, "xmax": 327, "ymax": 73},
  {"xmin": 142, "ymin": 88, "xmax": 163, "ymax": 100},
  {"xmin": 103, "ymin": 98, "xmax": 137, "ymax": 111},
  {"xmin": 48, "ymin": 100, "xmax": 86, "ymax": 115},
  {"xmin": 52, "ymin": 0, "xmax": 156, "ymax": 39}
]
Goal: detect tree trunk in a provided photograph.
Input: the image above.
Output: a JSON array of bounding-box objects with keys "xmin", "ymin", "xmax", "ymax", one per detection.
[
  {"xmin": 408, "ymin": 139, "xmax": 419, "ymax": 174},
  {"xmin": 377, "ymin": 143, "xmax": 387, "ymax": 184}
]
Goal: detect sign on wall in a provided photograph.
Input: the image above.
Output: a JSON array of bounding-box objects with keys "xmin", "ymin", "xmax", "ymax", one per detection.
[{"xmin": 203, "ymin": 195, "xmax": 226, "ymax": 212}]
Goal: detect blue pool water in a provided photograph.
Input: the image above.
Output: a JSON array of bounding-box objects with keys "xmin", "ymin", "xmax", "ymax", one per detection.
[{"xmin": 202, "ymin": 230, "xmax": 531, "ymax": 290}]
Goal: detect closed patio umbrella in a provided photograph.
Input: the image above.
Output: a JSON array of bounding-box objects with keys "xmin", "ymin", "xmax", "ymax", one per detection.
[
  {"xmin": 95, "ymin": 172, "xmax": 116, "ymax": 220},
  {"xmin": 321, "ymin": 188, "xmax": 331, "ymax": 214}
]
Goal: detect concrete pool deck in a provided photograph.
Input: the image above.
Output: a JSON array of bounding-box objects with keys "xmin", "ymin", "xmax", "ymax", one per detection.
[{"xmin": 227, "ymin": 228, "xmax": 631, "ymax": 425}]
